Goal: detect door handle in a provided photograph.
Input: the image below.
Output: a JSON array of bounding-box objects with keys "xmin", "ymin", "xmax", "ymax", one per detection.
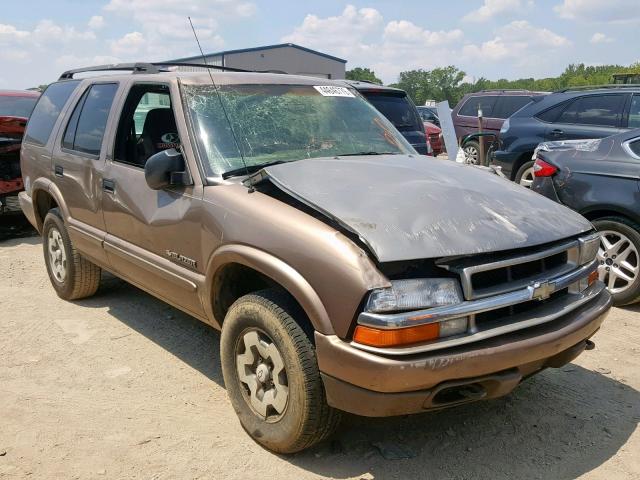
[
  {"xmin": 54, "ymin": 165, "xmax": 64, "ymax": 177},
  {"xmin": 549, "ymin": 129, "xmax": 564, "ymax": 137},
  {"xmin": 102, "ymin": 179, "xmax": 115, "ymax": 193}
]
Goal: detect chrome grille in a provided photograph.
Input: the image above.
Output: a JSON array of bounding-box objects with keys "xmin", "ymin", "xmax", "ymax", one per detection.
[{"xmin": 443, "ymin": 240, "xmax": 580, "ymax": 300}]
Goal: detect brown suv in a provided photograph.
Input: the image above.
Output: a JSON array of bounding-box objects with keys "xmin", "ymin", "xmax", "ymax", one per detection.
[{"xmin": 19, "ymin": 63, "xmax": 611, "ymax": 454}]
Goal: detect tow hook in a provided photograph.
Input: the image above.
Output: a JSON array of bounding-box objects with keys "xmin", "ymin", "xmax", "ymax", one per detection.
[{"xmin": 585, "ymin": 339, "xmax": 595, "ymax": 351}]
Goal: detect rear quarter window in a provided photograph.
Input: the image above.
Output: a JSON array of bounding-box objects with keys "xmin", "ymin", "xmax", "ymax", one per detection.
[
  {"xmin": 24, "ymin": 81, "xmax": 80, "ymax": 146},
  {"xmin": 492, "ymin": 96, "xmax": 532, "ymax": 119},
  {"xmin": 458, "ymin": 96, "xmax": 498, "ymax": 117}
]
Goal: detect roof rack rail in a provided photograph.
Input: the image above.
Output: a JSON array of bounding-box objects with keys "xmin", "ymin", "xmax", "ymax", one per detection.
[
  {"xmin": 479, "ymin": 89, "xmax": 533, "ymax": 93},
  {"xmin": 557, "ymin": 84, "xmax": 640, "ymax": 93},
  {"xmin": 58, "ymin": 61, "xmax": 251, "ymax": 80}
]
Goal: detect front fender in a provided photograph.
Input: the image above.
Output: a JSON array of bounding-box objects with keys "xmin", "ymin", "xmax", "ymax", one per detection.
[{"xmin": 204, "ymin": 244, "xmax": 334, "ymax": 335}]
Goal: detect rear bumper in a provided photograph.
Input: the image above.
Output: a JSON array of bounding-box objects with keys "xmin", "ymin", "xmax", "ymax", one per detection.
[
  {"xmin": 316, "ymin": 287, "xmax": 611, "ymax": 417},
  {"xmin": 18, "ymin": 191, "xmax": 38, "ymax": 231},
  {"xmin": 532, "ymin": 176, "xmax": 561, "ymax": 203}
]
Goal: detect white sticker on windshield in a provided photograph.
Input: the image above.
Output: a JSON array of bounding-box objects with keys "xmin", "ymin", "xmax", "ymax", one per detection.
[{"xmin": 313, "ymin": 85, "xmax": 355, "ymax": 98}]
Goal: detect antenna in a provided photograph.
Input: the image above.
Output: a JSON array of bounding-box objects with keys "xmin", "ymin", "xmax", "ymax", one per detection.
[{"xmin": 188, "ymin": 17, "xmax": 252, "ymax": 187}]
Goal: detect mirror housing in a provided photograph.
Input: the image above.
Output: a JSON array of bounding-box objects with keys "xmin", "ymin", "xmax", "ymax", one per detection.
[{"xmin": 144, "ymin": 148, "xmax": 191, "ymax": 190}]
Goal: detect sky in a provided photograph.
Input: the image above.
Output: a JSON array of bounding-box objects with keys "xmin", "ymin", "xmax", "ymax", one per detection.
[{"xmin": 1, "ymin": 0, "xmax": 638, "ymax": 89}]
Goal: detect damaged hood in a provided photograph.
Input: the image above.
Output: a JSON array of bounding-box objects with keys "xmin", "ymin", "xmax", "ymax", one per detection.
[{"xmin": 262, "ymin": 155, "xmax": 593, "ymax": 262}]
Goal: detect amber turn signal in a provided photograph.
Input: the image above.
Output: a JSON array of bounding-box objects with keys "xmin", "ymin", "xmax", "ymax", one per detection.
[
  {"xmin": 588, "ymin": 270, "xmax": 599, "ymax": 286},
  {"xmin": 353, "ymin": 323, "xmax": 439, "ymax": 347}
]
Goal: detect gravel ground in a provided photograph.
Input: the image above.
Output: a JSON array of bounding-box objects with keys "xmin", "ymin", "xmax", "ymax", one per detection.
[{"xmin": 1, "ymin": 231, "xmax": 639, "ymax": 479}]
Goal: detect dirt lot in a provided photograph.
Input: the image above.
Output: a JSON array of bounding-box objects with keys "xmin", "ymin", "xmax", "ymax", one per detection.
[{"xmin": 1, "ymin": 227, "xmax": 639, "ymax": 480}]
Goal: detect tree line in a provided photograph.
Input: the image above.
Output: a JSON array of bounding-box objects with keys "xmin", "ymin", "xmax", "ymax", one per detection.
[{"xmin": 346, "ymin": 63, "xmax": 640, "ymax": 107}]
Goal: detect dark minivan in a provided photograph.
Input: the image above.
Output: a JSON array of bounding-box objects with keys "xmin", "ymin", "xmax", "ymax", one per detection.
[
  {"xmin": 345, "ymin": 80, "xmax": 430, "ymax": 155},
  {"xmin": 453, "ymin": 90, "xmax": 547, "ymax": 164}
]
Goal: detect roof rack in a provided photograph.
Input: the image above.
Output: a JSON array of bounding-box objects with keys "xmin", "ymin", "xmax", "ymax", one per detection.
[
  {"xmin": 479, "ymin": 89, "xmax": 533, "ymax": 93},
  {"xmin": 58, "ymin": 62, "xmax": 251, "ymax": 80},
  {"xmin": 557, "ymin": 84, "xmax": 640, "ymax": 93}
]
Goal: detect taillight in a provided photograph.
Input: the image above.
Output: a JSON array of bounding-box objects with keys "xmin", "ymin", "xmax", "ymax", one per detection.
[{"xmin": 533, "ymin": 157, "xmax": 557, "ymax": 177}]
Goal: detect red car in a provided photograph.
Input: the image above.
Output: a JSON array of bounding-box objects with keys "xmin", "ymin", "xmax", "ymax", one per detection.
[
  {"xmin": 423, "ymin": 121, "xmax": 443, "ymax": 156},
  {"xmin": 0, "ymin": 90, "xmax": 39, "ymax": 210}
]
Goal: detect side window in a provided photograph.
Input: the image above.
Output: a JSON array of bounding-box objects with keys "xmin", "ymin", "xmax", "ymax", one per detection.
[
  {"xmin": 558, "ymin": 95, "xmax": 624, "ymax": 127},
  {"xmin": 24, "ymin": 80, "xmax": 80, "ymax": 146},
  {"xmin": 628, "ymin": 95, "xmax": 640, "ymax": 128},
  {"xmin": 114, "ymin": 84, "xmax": 179, "ymax": 167},
  {"xmin": 458, "ymin": 96, "xmax": 498, "ymax": 117},
  {"xmin": 535, "ymin": 101, "xmax": 570, "ymax": 123},
  {"xmin": 62, "ymin": 83, "xmax": 118, "ymax": 156},
  {"xmin": 493, "ymin": 96, "xmax": 532, "ymax": 119}
]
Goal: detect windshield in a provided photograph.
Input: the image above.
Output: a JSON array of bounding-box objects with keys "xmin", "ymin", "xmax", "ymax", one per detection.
[
  {"xmin": 361, "ymin": 92, "xmax": 422, "ymax": 132},
  {"xmin": 0, "ymin": 95, "xmax": 38, "ymax": 118},
  {"xmin": 183, "ymin": 83, "xmax": 413, "ymax": 176}
]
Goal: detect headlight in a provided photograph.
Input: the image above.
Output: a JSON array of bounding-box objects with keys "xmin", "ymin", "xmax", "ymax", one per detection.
[{"xmin": 365, "ymin": 278, "xmax": 463, "ymax": 313}]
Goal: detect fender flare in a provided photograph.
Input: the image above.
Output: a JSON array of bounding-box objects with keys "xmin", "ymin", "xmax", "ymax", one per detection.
[
  {"xmin": 204, "ymin": 244, "xmax": 334, "ymax": 335},
  {"xmin": 30, "ymin": 177, "xmax": 70, "ymax": 231}
]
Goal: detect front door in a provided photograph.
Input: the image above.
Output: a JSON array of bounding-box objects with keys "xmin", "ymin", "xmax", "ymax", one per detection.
[{"xmin": 101, "ymin": 82, "xmax": 206, "ymax": 318}]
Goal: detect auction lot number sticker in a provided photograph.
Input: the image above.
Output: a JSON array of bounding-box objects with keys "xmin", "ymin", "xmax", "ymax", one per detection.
[{"xmin": 313, "ymin": 86, "xmax": 355, "ymax": 97}]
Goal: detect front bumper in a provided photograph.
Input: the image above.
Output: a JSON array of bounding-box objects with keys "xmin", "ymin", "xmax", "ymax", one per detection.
[{"xmin": 317, "ymin": 286, "xmax": 611, "ymax": 417}]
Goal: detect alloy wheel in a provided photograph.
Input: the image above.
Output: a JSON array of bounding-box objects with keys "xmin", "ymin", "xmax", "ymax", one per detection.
[
  {"xmin": 236, "ymin": 329, "xmax": 289, "ymax": 422},
  {"xmin": 47, "ymin": 227, "xmax": 67, "ymax": 282},
  {"xmin": 597, "ymin": 230, "xmax": 639, "ymax": 294},
  {"xmin": 519, "ymin": 167, "xmax": 535, "ymax": 188},
  {"xmin": 463, "ymin": 145, "xmax": 479, "ymax": 164}
]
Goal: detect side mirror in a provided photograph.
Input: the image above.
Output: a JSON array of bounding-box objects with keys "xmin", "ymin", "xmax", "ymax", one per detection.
[{"xmin": 144, "ymin": 148, "xmax": 191, "ymax": 190}]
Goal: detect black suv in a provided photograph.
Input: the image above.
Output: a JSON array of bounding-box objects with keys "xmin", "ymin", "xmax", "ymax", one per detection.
[
  {"xmin": 344, "ymin": 80, "xmax": 430, "ymax": 155},
  {"xmin": 493, "ymin": 86, "xmax": 640, "ymax": 187}
]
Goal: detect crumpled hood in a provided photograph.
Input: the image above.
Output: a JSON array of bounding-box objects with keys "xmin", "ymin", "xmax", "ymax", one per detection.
[{"xmin": 263, "ymin": 155, "xmax": 593, "ymax": 263}]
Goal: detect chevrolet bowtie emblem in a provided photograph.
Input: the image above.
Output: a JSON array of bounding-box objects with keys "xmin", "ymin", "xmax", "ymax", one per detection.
[{"xmin": 532, "ymin": 281, "xmax": 555, "ymax": 300}]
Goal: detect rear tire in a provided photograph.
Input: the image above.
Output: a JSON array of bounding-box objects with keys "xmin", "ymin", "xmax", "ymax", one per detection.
[
  {"xmin": 515, "ymin": 160, "xmax": 535, "ymax": 188},
  {"xmin": 42, "ymin": 208, "xmax": 101, "ymax": 300},
  {"xmin": 592, "ymin": 217, "xmax": 640, "ymax": 306},
  {"xmin": 462, "ymin": 140, "xmax": 482, "ymax": 165},
  {"xmin": 220, "ymin": 289, "xmax": 341, "ymax": 453}
]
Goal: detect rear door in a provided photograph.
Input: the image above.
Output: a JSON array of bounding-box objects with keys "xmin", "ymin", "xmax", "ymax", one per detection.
[
  {"xmin": 51, "ymin": 82, "xmax": 120, "ymax": 264},
  {"xmin": 544, "ymin": 94, "xmax": 628, "ymax": 141},
  {"xmin": 101, "ymin": 81, "xmax": 206, "ymax": 318}
]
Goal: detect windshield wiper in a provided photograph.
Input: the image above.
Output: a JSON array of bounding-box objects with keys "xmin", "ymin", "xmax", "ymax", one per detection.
[
  {"xmin": 222, "ymin": 160, "xmax": 287, "ymax": 179},
  {"xmin": 336, "ymin": 151, "xmax": 397, "ymax": 156}
]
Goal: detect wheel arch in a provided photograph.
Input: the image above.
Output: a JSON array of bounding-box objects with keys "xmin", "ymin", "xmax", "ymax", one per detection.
[
  {"xmin": 31, "ymin": 178, "xmax": 68, "ymax": 233},
  {"xmin": 204, "ymin": 244, "xmax": 334, "ymax": 336},
  {"xmin": 581, "ymin": 207, "xmax": 640, "ymax": 226}
]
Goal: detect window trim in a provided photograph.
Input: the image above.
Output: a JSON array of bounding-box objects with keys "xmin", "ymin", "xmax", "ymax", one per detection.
[{"xmin": 59, "ymin": 81, "xmax": 120, "ymax": 159}]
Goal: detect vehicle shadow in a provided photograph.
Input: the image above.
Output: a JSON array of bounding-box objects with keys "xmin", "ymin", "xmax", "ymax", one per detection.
[
  {"xmin": 0, "ymin": 211, "xmax": 37, "ymax": 243},
  {"xmin": 79, "ymin": 276, "xmax": 639, "ymax": 480}
]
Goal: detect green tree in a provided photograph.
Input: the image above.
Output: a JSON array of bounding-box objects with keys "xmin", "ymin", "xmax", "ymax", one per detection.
[
  {"xmin": 345, "ymin": 67, "xmax": 382, "ymax": 85},
  {"xmin": 391, "ymin": 66, "xmax": 466, "ymax": 105}
]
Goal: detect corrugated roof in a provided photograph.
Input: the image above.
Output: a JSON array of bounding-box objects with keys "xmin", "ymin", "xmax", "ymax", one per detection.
[{"xmin": 168, "ymin": 43, "xmax": 347, "ymax": 64}]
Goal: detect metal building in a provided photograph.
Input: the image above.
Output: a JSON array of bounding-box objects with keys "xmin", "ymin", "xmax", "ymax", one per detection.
[{"xmin": 168, "ymin": 43, "xmax": 346, "ymax": 79}]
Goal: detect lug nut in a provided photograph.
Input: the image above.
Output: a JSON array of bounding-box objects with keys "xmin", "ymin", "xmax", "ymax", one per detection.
[
  {"xmin": 604, "ymin": 253, "xmax": 608, "ymax": 257},
  {"xmin": 606, "ymin": 267, "xmax": 610, "ymax": 271},
  {"xmin": 614, "ymin": 263, "xmax": 618, "ymax": 268},
  {"xmin": 612, "ymin": 255, "xmax": 617, "ymax": 259}
]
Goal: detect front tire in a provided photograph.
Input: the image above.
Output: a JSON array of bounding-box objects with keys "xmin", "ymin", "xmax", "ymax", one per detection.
[
  {"xmin": 592, "ymin": 217, "xmax": 640, "ymax": 306},
  {"xmin": 220, "ymin": 289, "xmax": 341, "ymax": 453},
  {"xmin": 42, "ymin": 208, "xmax": 101, "ymax": 300}
]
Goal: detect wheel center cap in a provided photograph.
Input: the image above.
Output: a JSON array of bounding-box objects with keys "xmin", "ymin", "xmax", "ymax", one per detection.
[
  {"xmin": 256, "ymin": 363, "xmax": 270, "ymax": 383},
  {"xmin": 606, "ymin": 258, "xmax": 613, "ymax": 266}
]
